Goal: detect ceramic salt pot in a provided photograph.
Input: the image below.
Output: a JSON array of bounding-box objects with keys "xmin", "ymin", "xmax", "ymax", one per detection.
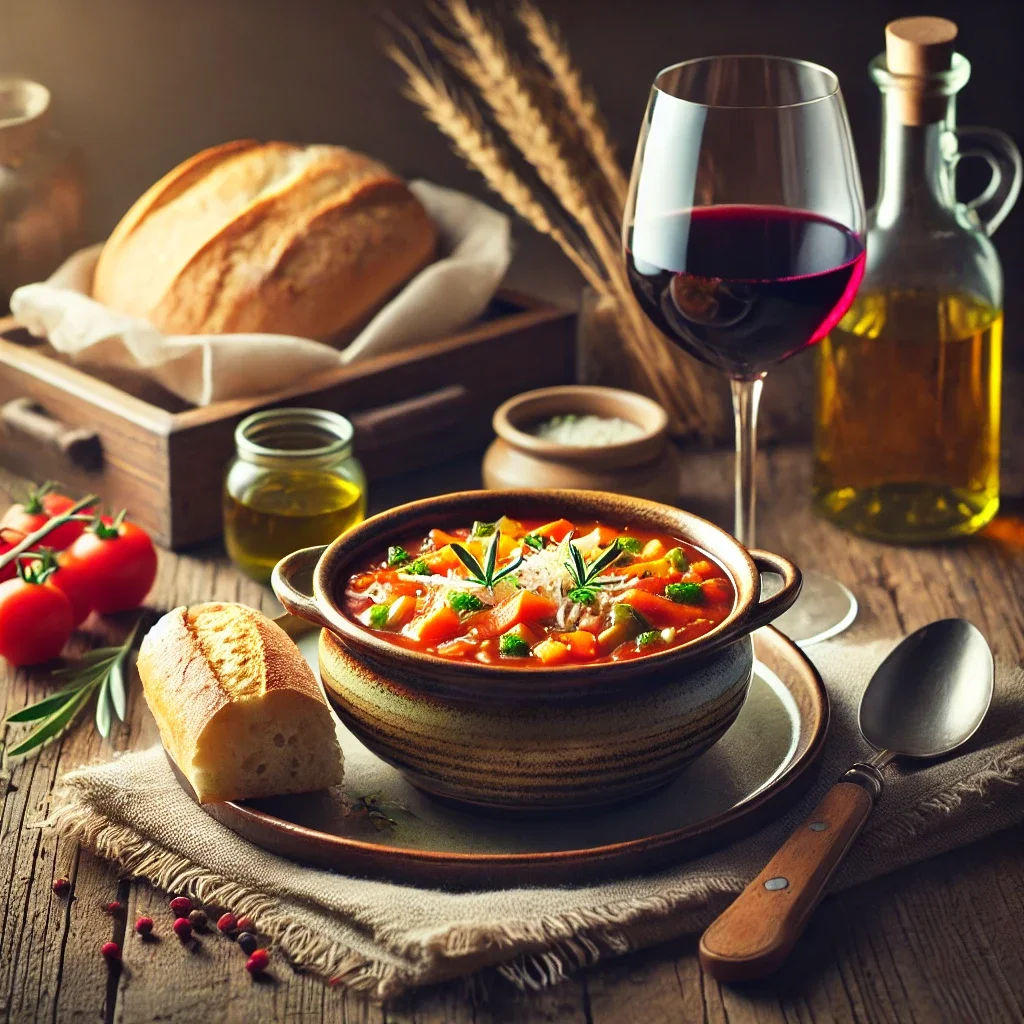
[{"xmin": 482, "ymin": 385, "xmax": 680, "ymax": 503}]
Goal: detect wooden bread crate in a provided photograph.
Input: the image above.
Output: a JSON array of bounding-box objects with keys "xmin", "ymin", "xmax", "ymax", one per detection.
[{"xmin": 0, "ymin": 291, "xmax": 575, "ymax": 549}]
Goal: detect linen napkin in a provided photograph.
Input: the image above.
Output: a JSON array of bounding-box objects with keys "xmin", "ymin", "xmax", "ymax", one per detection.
[
  {"xmin": 45, "ymin": 637, "xmax": 1024, "ymax": 1000},
  {"xmin": 9, "ymin": 181, "xmax": 511, "ymax": 406}
]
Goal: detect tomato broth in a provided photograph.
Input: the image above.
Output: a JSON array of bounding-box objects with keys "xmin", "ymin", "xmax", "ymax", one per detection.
[{"xmin": 342, "ymin": 515, "xmax": 736, "ymax": 666}]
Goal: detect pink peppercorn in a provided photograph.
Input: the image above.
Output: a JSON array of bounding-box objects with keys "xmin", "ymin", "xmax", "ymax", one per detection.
[
  {"xmin": 52, "ymin": 877, "xmax": 70, "ymax": 895},
  {"xmin": 327, "ymin": 976, "xmax": 343, "ymax": 988},
  {"xmin": 245, "ymin": 948, "xmax": 270, "ymax": 975},
  {"xmin": 104, "ymin": 901, "xmax": 122, "ymax": 914},
  {"xmin": 236, "ymin": 915, "xmax": 255, "ymax": 933},
  {"xmin": 217, "ymin": 912, "xmax": 237, "ymax": 934},
  {"xmin": 169, "ymin": 896, "xmax": 192, "ymax": 916},
  {"xmin": 135, "ymin": 916, "xmax": 154, "ymax": 937},
  {"xmin": 172, "ymin": 917, "xmax": 192, "ymax": 941},
  {"xmin": 101, "ymin": 941, "xmax": 121, "ymax": 961}
]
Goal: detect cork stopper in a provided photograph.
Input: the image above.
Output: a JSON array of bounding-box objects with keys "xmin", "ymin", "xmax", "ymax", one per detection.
[{"xmin": 885, "ymin": 17, "xmax": 958, "ymax": 125}]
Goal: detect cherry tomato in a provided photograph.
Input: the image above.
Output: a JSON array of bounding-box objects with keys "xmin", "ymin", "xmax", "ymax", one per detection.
[
  {"xmin": 0, "ymin": 573, "xmax": 73, "ymax": 666},
  {"xmin": 0, "ymin": 537, "xmax": 18, "ymax": 583},
  {"xmin": 0, "ymin": 484, "xmax": 91, "ymax": 551},
  {"xmin": 64, "ymin": 515, "xmax": 157, "ymax": 614},
  {"xmin": 26, "ymin": 550, "xmax": 93, "ymax": 628}
]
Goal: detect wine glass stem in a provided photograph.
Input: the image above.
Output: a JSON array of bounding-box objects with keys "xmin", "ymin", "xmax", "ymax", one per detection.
[{"xmin": 730, "ymin": 376, "xmax": 765, "ymax": 548}]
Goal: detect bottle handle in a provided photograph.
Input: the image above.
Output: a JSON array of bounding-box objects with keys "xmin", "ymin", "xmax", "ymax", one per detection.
[{"xmin": 952, "ymin": 126, "xmax": 1023, "ymax": 236}]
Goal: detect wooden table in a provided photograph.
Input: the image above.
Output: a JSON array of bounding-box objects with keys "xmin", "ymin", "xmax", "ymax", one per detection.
[{"xmin": 2, "ymin": 448, "xmax": 1023, "ymax": 1024}]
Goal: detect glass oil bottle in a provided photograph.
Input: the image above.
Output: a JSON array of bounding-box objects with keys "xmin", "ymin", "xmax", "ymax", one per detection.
[{"xmin": 814, "ymin": 17, "xmax": 1021, "ymax": 542}]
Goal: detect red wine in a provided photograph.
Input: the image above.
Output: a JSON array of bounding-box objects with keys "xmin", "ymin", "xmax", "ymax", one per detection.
[{"xmin": 626, "ymin": 206, "xmax": 865, "ymax": 378}]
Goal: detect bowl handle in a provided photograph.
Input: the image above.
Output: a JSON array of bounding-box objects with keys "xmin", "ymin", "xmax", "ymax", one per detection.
[
  {"xmin": 271, "ymin": 545, "xmax": 332, "ymax": 630},
  {"xmin": 745, "ymin": 550, "xmax": 803, "ymax": 631}
]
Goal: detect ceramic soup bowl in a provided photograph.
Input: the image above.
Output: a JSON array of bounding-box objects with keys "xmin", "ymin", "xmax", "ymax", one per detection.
[{"xmin": 272, "ymin": 490, "xmax": 801, "ymax": 812}]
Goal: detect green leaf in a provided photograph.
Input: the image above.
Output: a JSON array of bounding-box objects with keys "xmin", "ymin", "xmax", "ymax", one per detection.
[
  {"xmin": 492, "ymin": 552, "xmax": 524, "ymax": 584},
  {"xmin": 109, "ymin": 655, "xmax": 127, "ymax": 722},
  {"xmin": 483, "ymin": 531, "xmax": 498, "ymax": 584},
  {"xmin": 387, "ymin": 545, "xmax": 410, "ymax": 568},
  {"xmin": 470, "ymin": 520, "xmax": 496, "ymax": 538},
  {"xmin": 5, "ymin": 684, "xmax": 88, "ymax": 723},
  {"xmin": 523, "ymin": 534, "xmax": 544, "ymax": 550},
  {"xmin": 585, "ymin": 544, "xmax": 623, "ymax": 583},
  {"xmin": 7, "ymin": 687, "xmax": 93, "ymax": 758},
  {"xmin": 451, "ymin": 543, "xmax": 485, "ymax": 581},
  {"xmin": 48, "ymin": 649, "xmax": 119, "ymax": 677},
  {"xmin": 95, "ymin": 677, "xmax": 112, "ymax": 738}
]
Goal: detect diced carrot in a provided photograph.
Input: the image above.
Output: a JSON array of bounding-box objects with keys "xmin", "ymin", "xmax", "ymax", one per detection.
[
  {"xmin": 424, "ymin": 545, "xmax": 465, "ymax": 574},
  {"xmin": 429, "ymin": 528, "xmax": 465, "ymax": 549},
  {"xmin": 505, "ymin": 622, "xmax": 542, "ymax": 645},
  {"xmin": 468, "ymin": 589, "xmax": 559, "ymax": 639},
  {"xmin": 534, "ymin": 518, "xmax": 575, "ymax": 542},
  {"xmin": 436, "ymin": 638, "xmax": 477, "ymax": 659},
  {"xmin": 702, "ymin": 577, "xmax": 734, "ymax": 604},
  {"xmin": 385, "ymin": 594, "xmax": 417, "ymax": 628},
  {"xmin": 534, "ymin": 638, "xmax": 571, "ymax": 665},
  {"xmin": 619, "ymin": 588, "xmax": 708, "ymax": 628},
  {"xmin": 641, "ymin": 538, "xmax": 667, "ymax": 560},
  {"xmin": 630, "ymin": 573, "xmax": 681, "ymax": 594},
  {"xmin": 555, "ymin": 630, "xmax": 598, "ymax": 659},
  {"xmin": 689, "ymin": 560, "xmax": 715, "ymax": 580},
  {"xmin": 622, "ymin": 557, "xmax": 672, "ymax": 578},
  {"xmin": 405, "ymin": 604, "xmax": 463, "ymax": 644}
]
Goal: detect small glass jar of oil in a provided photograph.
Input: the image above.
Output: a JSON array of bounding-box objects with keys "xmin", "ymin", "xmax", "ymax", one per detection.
[{"xmin": 224, "ymin": 408, "xmax": 366, "ymax": 582}]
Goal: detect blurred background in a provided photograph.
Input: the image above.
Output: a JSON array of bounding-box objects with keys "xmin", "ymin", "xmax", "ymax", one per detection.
[{"xmin": 2, "ymin": 0, "xmax": 1021, "ymax": 459}]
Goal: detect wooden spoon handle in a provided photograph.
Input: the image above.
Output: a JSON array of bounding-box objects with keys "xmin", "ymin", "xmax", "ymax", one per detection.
[{"xmin": 699, "ymin": 779, "xmax": 876, "ymax": 981}]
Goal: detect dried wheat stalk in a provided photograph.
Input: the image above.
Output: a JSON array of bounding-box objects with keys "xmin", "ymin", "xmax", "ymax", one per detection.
[
  {"xmin": 388, "ymin": 45, "xmax": 605, "ymax": 293},
  {"xmin": 516, "ymin": 1, "xmax": 628, "ymax": 216},
  {"xmin": 391, "ymin": 1, "xmax": 718, "ymax": 436}
]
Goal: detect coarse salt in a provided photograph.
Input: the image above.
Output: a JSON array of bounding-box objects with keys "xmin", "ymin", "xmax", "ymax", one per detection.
[{"xmin": 529, "ymin": 414, "xmax": 644, "ymax": 447}]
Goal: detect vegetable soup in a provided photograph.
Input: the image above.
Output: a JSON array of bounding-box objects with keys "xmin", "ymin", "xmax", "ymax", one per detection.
[{"xmin": 342, "ymin": 515, "xmax": 736, "ymax": 665}]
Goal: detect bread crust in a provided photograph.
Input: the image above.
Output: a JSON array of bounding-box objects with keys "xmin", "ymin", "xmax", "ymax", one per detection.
[
  {"xmin": 137, "ymin": 602, "xmax": 337, "ymax": 792},
  {"xmin": 93, "ymin": 141, "xmax": 437, "ymax": 344}
]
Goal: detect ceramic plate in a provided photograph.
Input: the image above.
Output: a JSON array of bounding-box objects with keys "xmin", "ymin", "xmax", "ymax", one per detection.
[{"xmin": 189, "ymin": 623, "xmax": 828, "ymax": 887}]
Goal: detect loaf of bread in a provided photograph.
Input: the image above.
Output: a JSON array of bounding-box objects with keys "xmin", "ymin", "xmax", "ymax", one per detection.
[
  {"xmin": 93, "ymin": 140, "xmax": 437, "ymax": 343},
  {"xmin": 138, "ymin": 602, "xmax": 344, "ymax": 804}
]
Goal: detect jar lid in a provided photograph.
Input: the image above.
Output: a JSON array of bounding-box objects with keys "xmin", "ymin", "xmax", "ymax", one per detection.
[{"xmin": 234, "ymin": 408, "xmax": 355, "ymax": 468}]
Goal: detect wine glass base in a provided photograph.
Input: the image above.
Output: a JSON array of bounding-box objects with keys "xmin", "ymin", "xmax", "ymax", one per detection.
[{"xmin": 764, "ymin": 569, "xmax": 858, "ymax": 647}]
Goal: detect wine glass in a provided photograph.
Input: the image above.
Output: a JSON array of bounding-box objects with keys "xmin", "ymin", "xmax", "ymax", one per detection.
[{"xmin": 623, "ymin": 55, "xmax": 866, "ymax": 646}]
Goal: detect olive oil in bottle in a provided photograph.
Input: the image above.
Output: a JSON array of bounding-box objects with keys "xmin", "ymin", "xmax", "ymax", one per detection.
[
  {"xmin": 812, "ymin": 17, "xmax": 1020, "ymax": 544},
  {"xmin": 814, "ymin": 289, "xmax": 1002, "ymax": 541}
]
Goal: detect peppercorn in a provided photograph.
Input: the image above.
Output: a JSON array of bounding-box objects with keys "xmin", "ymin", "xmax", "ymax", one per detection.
[
  {"xmin": 101, "ymin": 941, "xmax": 121, "ymax": 961},
  {"xmin": 236, "ymin": 915, "xmax": 255, "ymax": 933},
  {"xmin": 245, "ymin": 948, "xmax": 270, "ymax": 975},
  {"xmin": 327, "ymin": 976, "xmax": 343, "ymax": 988},
  {"xmin": 104, "ymin": 901, "xmax": 122, "ymax": 914},
  {"xmin": 169, "ymin": 896, "xmax": 192, "ymax": 916},
  {"xmin": 217, "ymin": 912, "xmax": 237, "ymax": 934},
  {"xmin": 135, "ymin": 916, "xmax": 154, "ymax": 937},
  {"xmin": 172, "ymin": 917, "xmax": 192, "ymax": 941},
  {"xmin": 237, "ymin": 931, "xmax": 258, "ymax": 956},
  {"xmin": 52, "ymin": 877, "xmax": 70, "ymax": 895}
]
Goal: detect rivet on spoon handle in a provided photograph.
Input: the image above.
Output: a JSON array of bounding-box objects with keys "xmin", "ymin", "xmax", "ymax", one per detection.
[{"xmin": 698, "ymin": 776, "xmax": 877, "ymax": 981}]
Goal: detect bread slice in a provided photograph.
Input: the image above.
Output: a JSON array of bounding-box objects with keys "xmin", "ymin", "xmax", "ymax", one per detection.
[
  {"xmin": 138, "ymin": 602, "xmax": 344, "ymax": 803},
  {"xmin": 92, "ymin": 141, "xmax": 437, "ymax": 344}
]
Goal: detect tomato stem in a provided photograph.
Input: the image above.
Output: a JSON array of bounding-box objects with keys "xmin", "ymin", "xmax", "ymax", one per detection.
[{"xmin": 0, "ymin": 494, "xmax": 100, "ymax": 574}]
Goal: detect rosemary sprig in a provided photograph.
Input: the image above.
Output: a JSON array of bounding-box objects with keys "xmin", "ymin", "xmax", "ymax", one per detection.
[
  {"xmin": 451, "ymin": 531, "xmax": 523, "ymax": 590},
  {"xmin": 565, "ymin": 534, "xmax": 624, "ymax": 605},
  {"xmin": 0, "ymin": 493, "xmax": 99, "ymax": 574},
  {"xmin": 4, "ymin": 619, "xmax": 142, "ymax": 758}
]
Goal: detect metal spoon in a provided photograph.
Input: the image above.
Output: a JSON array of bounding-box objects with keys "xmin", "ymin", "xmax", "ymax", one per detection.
[{"xmin": 699, "ymin": 619, "xmax": 994, "ymax": 981}]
